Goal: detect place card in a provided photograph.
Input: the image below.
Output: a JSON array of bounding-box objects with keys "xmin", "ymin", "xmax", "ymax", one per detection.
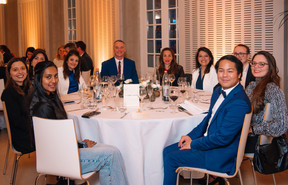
[{"xmin": 124, "ymin": 84, "xmax": 139, "ymax": 107}]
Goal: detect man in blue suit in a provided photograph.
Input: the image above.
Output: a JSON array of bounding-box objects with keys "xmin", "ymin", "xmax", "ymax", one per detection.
[
  {"xmin": 101, "ymin": 40, "xmax": 139, "ymax": 85},
  {"xmin": 163, "ymin": 55, "xmax": 251, "ymax": 185}
]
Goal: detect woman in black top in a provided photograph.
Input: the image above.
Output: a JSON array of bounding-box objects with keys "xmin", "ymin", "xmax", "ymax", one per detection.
[
  {"xmin": 1, "ymin": 58, "xmax": 35, "ymax": 154},
  {"xmin": 29, "ymin": 61, "xmax": 128, "ymax": 185},
  {"xmin": 158, "ymin": 47, "xmax": 185, "ymax": 86}
]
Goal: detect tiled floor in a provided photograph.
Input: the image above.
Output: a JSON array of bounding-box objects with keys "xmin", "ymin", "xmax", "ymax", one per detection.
[{"xmin": 1, "ymin": 128, "xmax": 288, "ymax": 185}]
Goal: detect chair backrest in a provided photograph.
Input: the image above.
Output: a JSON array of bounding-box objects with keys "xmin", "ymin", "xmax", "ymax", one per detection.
[
  {"xmin": 32, "ymin": 116, "xmax": 83, "ymax": 179},
  {"xmin": 81, "ymin": 70, "xmax": 91, "ymax": 86},
  {"xmin": 260, "ymin": 103, "xmax": 273, "ymax": 145},
  {"xmin": 2, "ymin": 101, "xmax": 21, "ymax": 154},
  {"xmin": 234, "ymin": 110, "xmax": 253, "ymax": 175}
]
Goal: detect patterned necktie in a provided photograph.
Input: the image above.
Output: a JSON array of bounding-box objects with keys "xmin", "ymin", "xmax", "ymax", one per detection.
[{"xmin": 118, "ymin": 61, "xmax": 121, "ymax": 76}]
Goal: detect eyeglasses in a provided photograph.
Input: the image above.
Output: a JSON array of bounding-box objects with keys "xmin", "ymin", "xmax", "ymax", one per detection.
[
  {"xmin": 233, "ymin": 52, "xmax": 248, "ymax": 57},
  {"xmin": 249, "ymin": 62, "xmax": 269, "ymax": 68}
]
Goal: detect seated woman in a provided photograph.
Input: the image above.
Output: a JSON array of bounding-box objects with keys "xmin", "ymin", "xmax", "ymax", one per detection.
[
  {"xmin": 1, "ymin": 58, "xmax": 35, "ymax": 154},
  {"xmin": 245, "ymin": 51, "xmax": 288, "ymax": 152},
  {"xmin": 57, "ymin": 50, "xmax": 86, "ymax": 96},
  {"xmin": 158, "ymin": 47, "xmax": 185, "ymax": 86},
  {"xmin": 29, "ymin": 61, "xmax": 128, "ymax": 185},
  {"xmin": 22, "ymin": 47, "xmax": 35, "ymax": 64},
  {"xmin": 29, "ymin": 49, "xmax": 48, "ymax": 81},
  {"xmin": 191, "ymin": 47, "xmax": 218, "ymax": 92},
  {"xmin": 53, "ymin": 45, "xmax": 65, "ymax": 68}
]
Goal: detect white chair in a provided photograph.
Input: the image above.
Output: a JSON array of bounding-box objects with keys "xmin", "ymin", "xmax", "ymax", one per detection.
[
  {"xmin": 176, "ymin": 111, "xmax": 253, "ymax": 185},
  {"xmin": 244, "ymin": 103, "xmax": 276, "ymax": 185},
  {"xmin": 2, "ymin": 101, "xmax": 32, "ymax": 185},
  {"xmin": 32, "ymin": 116, "xmax": 97, "ymax": 185},
  {"xmin": 81, "ymin": 70, "xmax": 91, "ymax": 86}
]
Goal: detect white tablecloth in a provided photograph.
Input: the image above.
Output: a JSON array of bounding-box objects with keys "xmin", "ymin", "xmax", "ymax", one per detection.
[{"xmin": 64, "ymin": 93, "xmax": 209, "ymax": 185}]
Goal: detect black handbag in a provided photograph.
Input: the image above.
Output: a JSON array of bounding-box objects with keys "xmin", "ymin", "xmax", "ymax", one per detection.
[{"xmin": 253, "ymin": 135, "xmax": 288, "ymax": 174}]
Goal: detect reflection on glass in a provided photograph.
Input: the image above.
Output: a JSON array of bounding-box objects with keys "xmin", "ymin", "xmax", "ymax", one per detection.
[
  {"xmin": 72, "ymin": 20, "xmax": 76, "ymax": 29},
  {"xmin": 68, "ymin": 31, "xmax": 72, "ymax": 40},
  {"xmin": 148, "ymin": 40, "xmax": 154, "ymax": 53},
  {"xmin": 147, "ymin": 0, "xmax": 153, "ymax": 10},
  {"xmin": 155, "ymin": 40, "xmax": 162, "ymax": 53},
  {"xmin": 147, "ymin": 12, "xmax": 153, "ymax": 24},
  {"xmin": 68, "ymin": 0, "xmax": 71, "ymax": 8},
  {"xmin": 72, "ymin": 8, "xmax": 76, "ymax": 18},
  {"xmin": 169, "ymin": 40, "xmax": 177, "ymax": 54},
  {"xmin": 155, "ymin": 0, "xmax": 161, "ymax": 9},
  {"xmin": 69, "ymin": 20, "xmax": 72, "ymax": 29},
  {"xmin": 155, "ymin": 55, "xmax": 160, "ymax": 68},
  {"xmin": 155, "ymin": 11, "xmax": 161, "ymax": 24},
  {"xmin": 169, "ymin": 0, "xmax": 176, "ymax": 8},
  {"xmin": 155, "ymin": 26, "xmax": 162, "ymax": 38},
  {"xmin": 169, "ymin": 24, "xmax": 177, "ymax": 38},
  {"xmin": 169, "ymin": 9, "xmax": 176, "ymax": 23},
  {"xmin": 72, "ymin": 30, "xmax": 76, "ymax": 41},
  {"xmin": 148, "ymin": 55, "xmax": 154, "ymax": 67},
  {"xmin": 147, "ymin": 26, "xmax": 153, "ymax": 38},
  {"xmin": 68, "ymin": 9, "xmax": 71, "ymax": 18}
]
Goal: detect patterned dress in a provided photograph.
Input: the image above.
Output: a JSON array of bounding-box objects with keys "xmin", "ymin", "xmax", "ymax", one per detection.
[{"xmin": 245, "ymin": 79, "xmax": 288, "ymax": 137}]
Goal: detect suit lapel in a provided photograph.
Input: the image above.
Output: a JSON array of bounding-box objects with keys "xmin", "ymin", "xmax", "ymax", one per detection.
[
  {"xmin": 111, "ymin": 58, "xmax": 118, "ymax": 75},
  {"xmin": 209, "ymin": 84, "xmax": 242, "ymax": 124}
]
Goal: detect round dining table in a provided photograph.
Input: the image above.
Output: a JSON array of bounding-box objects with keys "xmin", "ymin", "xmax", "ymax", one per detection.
[{"xmin": 62, "ymin": 90, "xmax": 210, "ymax": 185}]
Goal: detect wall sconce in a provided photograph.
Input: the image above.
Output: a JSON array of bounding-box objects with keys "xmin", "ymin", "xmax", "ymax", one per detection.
[{"xmin": 0, "ymin": 0, "xmax": 7, "ymax": 4}]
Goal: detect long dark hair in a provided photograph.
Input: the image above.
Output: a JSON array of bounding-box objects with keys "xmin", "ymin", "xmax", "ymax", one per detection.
[
  {"xmin": 195, "ymin": 47, "xmax": 214, "ymax": 74},
  {"xmin": 250, "ymin": 51, "xmax": 280, "ymax": 114},
  {"xmin": 63, "ymin": 50, "xmax": 80, "ymax": 82},
  {"xmin": 29, "ymin": 49, "xmax": 48, "ymax": 79},
  {"xmin": 158, "ymin": 47, "xmax": 178, "ymax": 76},
  {"xmin": 30, "ymin": 61, "xmax": 67, "ymax": 118},
  {"xmin": 5, "ymin": 57, "xmax": 31, "ymax": 96}
]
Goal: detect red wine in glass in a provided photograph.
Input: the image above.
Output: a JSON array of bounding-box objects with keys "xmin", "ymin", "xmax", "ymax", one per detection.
[
  {"xmin": 180, "ymin": 89, "xmax": 186, "ymax": 94},
  {"xmin": 170, "ymin": 95, "xmax": 179, "ymax": 102}
]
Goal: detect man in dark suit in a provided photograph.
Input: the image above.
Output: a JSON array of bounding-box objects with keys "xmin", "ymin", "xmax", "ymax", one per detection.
[
  {"xmin": 233, "ymin": 44, "xmax": 255, "ymax": 88},
  {"xmin": 163, "ymin": 55, "xmax": 251, "ymax": 185},
  {"xmin": 76, "ymin": 41, "xmax": 94, "ymax": 75},
  {"xmin": 101, "ymin": 40, "xmax": 139, "ymax": 85}
]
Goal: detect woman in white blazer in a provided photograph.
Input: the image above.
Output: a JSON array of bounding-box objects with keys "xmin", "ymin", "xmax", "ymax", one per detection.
[
  {"xmin": 191, "ymin": 47, "xmax": 218, "ymax": 92},
  {"xmin": 57, "ymin": 50, "xmax": 86, "ymax": 97}
]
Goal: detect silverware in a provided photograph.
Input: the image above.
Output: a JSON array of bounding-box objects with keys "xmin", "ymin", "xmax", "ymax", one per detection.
[
  {"xmin": 120, "ymin": 112, "xmax": 129, "ymax": 119},
  {"xmin": 148, "ymin": 107, "xmax": 168, "ymax": 110},
  {"xmin": 178, "ymin": 106, "xmax": 193, "ymax": 116}
]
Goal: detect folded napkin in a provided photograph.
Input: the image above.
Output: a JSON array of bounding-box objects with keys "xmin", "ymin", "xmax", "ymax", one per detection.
[
  {"xmin": 180, "ymin": 100, "xmax": 209, "ymax": 115},
  {"xmin": 60, "ymin": 92, "xmax": 81, "ymax": 103}
]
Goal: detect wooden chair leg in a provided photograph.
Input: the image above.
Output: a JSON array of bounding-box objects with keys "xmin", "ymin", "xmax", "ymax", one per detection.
[
  {"xmin": 249, "ymin": 158, "xmax": 258, "ymax": 185},
  {"xmin": 238, "ymin": 170, "xmax": 243, "ymax": 185},
  {"xmin": 3, "ymin": 140, "xmax": 10, "ymax": 175}
]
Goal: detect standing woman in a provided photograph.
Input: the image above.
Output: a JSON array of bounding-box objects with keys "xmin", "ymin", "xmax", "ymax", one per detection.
[
  {"xmin": 245, "ymin": 51, "xmax": 288, "ymax": 152},
  {"xmin": 191, "ymin": 47, "xmax": 218, "ymax": 92},
  {"xmin": 1, "ymin": 58, "xmax": 35, "ymax": 154},
  {"xmin": 29, "ymin": 61, "xmax": 128, "ymax": 185},
  {"xmin": 53, "ymin": 45, "xmax": 65, "ymax": 68},
  {"xmin": 57, "ymin": 50, "xmax": 86, "ymax": 96},
  {"xmin": 29, "ymin": 49, "xmax": 48, "ymax": 81}
]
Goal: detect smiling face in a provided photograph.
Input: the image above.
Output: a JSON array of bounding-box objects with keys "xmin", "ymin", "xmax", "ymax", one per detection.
[
  {"xmin": 233, "ymin": 46, "xmax": 250, "ymax": 66},
  {"xmin": 113, "ymin": 41, "xmax": 126, "ymax": 60},
  {"xmin": 251, "ymin": 54, "xmax": 269, "ymax": 78},
  {"xmin": 10, "ymin": 61, "xmax": 28, "ymax": 86},
  {"xmin": 198, "ymin": 51, "xmax": 210, "ymax": 68},
  {"xmin": 67, "ymin": 54, "xmax": 79, "ymax": 71},
  {"xmin": 163, "ymin": 50, "xmax": 173, "ymax": 66},
  {"xmin": 32, "ymin": 53, "xmax": 45, "ymax": 68},
  {"xmin": 42, "ymin": 66, "xmax": 59, "ymax": 94},
  {"xmin": 27, "ymin": 51, "xmax": 33, "ymax": 60},
  {"xmin": 58, "ymin": 47, "xmax": 66, "ymax": 58},
  {"xmin": 217, "ymin": 59, "xmax": 241, "ymax": 90}
]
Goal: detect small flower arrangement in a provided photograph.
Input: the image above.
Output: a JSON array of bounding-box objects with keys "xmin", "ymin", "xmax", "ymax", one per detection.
[{"xmin": 117, "ymin": 79, "xmax": 133, "ymax": 90}]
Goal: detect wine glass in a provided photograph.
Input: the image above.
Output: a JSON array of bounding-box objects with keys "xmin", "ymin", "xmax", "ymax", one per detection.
[
  {"xmin": 117, "ymin": 73, "xmax": 125, "ymax": 85},
  {"xmin": 168, "ymin": 74, "xmax": 175, "ymax": 86},
  {"xmin": 147, "ymin": 85, "xmax": 153, "ymax": 103},
  {"xmin": 101, "ymin": 76, "xmax": 109, "ymax": 88},
  {"xmin": 169, "ymin": 88, "xmax": 179, "ymax": 113},
  {"xmin": 89, "ymin": 75, "xmax": 96, "ymax": 90},
  {"xmin": 177, "ymin": 77, "xmax": 186, "ymax": 87},
  {"xmin": 110, "ymin": 75, "xmax": 118, "ymax": 86},
  {"xmin": 138, "ymin": 86, "xmax": 147, "ymax": 112}
]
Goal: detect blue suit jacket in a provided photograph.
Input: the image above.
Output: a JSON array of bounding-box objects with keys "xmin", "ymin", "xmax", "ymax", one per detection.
[
  {"xmin": 101, "ymin": 57, "xmax": 139, "ymax": 85},
  {"xmin": 187, "ymin": 83, "xmax": 251, "ymax": 175}
]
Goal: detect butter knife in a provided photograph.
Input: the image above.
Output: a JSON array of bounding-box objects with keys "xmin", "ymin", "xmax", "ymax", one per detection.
[{"xmin": 178, "ymin": 106, "xmax": 193, "ymax": 116}]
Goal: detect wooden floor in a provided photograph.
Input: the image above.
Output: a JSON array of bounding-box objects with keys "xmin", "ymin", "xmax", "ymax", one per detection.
[{"xmin": 1, "ymin": 128, "xmax": 288, "ymax": 185}]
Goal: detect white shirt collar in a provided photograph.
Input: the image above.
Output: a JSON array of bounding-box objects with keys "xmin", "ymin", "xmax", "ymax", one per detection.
[{"xmin": 222, "ymin": 82, "xmax": 239, "ymax": 97}]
